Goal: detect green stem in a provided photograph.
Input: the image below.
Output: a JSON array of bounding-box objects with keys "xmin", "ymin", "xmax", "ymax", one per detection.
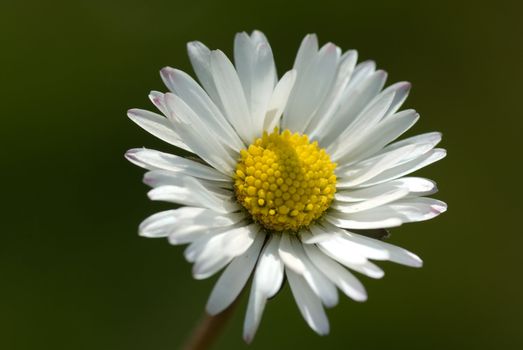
[{"xmin": 182, "ymin": 300, "xmax": 239, "ymax": 350}]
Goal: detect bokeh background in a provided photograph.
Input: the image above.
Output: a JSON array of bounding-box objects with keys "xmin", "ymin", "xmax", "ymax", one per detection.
[{"xmin": 2, "ymin": 0, "xmax": 522, "ymax": 349}]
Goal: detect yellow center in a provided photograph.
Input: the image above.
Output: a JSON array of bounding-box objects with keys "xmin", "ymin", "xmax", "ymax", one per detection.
[{"xmin": 234, "ymin": 129, "xmax": 337, "ymax": 233}]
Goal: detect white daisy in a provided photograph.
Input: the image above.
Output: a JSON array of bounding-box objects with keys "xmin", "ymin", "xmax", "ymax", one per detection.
[{"xmin": 126, "ymin": 31, "xmax": 446, "ymax": 342}]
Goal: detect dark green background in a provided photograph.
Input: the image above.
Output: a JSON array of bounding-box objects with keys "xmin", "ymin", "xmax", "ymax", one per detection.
[{"xmin": 2, "ymin": 0, "xmax": 522, "ymax": 349}]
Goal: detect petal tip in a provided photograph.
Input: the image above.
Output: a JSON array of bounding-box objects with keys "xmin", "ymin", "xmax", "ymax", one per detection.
[
  {"xmin": 355, "ymin": 293, "xmax": 368, "ymax": 302},
  {"xmin": 127, "ymin": 109, "xmax": 139, "ymax": 119},
  {"xmin": 373, "ymin": 269, "xmax": 385, "ymax": 279},
  {"xmin": 186, "ymin": 40, "xmax": 200, "ymax": 49},
  {"xmin": 124, "ymin": 149, "xmax": 138, "ymax": 161},
  {"xmin": 142, "ymin": 173, "xmax": 155, "ymax": 187},
  {"xmin": 243, "ymin": 332, "xmax": 254, "ymax": 344},
  {"xmin": 397, "ymin": 81, "xmax": 412, "ymax": 89},
  {"xmin": 160, "ymin": 66, "xmax": 173, "ymax": 76},
  {"xmin": 376, "ymin": 69, "xmax": 388, "ymax": 79},
  {"xmin": 432, "ymin": 202, "xmax": 447, "ymax": 214},
  {"xmin": 204, "ymin": 303, "xmax": 221, "ymax": 316}
]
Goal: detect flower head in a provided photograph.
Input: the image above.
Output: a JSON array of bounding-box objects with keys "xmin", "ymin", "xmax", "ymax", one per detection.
[
  {"xmin": 235, "ymin": 128, "xmax": 337, "ymax": 232},
  {"xmin": 126, "ymin": 31, "xmax": 446, "ymax": 342}
]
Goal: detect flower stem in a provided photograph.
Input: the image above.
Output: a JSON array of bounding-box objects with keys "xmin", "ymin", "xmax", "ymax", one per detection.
[{"xmin": 182, "ymin": 300, "xmax": 239, "ymax": 350}]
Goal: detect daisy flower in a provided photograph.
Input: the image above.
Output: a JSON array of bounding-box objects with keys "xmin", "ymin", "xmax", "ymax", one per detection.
[{"xmin": 125, "ymin": 31, "xmax": 446, "ymax": 342}]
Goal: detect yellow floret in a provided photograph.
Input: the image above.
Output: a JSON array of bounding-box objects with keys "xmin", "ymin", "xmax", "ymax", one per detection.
[{"xmin": 234, "ymin": 128, "xmax": 337, "ymax": 232}]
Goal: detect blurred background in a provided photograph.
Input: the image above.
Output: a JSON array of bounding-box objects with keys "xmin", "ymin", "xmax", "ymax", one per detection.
[{"xmin": 1, "ymin": 0, "xmax": 522, "ymax": 349}]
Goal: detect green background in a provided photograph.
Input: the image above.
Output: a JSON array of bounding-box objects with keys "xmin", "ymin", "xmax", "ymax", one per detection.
[{"xmin": 2, "ymin": 0, "xmax": 522, "ymax": 349}]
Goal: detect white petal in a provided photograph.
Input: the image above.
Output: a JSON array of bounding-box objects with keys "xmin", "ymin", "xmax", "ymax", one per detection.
[
  {"xmin": 243, "ymin": 235, "xmax": 284, "ymax": 343},
  {"xmin": 400, "ymin": 177, "xmax": 439, "ymax": 195},
  {"xmin": 286, "ymin": 267, "xmax": 330, "ymax": 336},
  {"xmin": 250, "ymin": 31, "xmax": 273, "ymax": 53},
  {"xmin": 167, "ymin": 209, "xmax": 244, "ymax": 245},
  {"xmin": 234, "ymin": 32, "xmax": 277, "ymax": 133},
  {"xmin": 147, "ymin": 177, "xmax": 238, "ymax": 214},
  {"xmin": 328, "ymin": 197, "xmax": 446, "ymax": 227},
  {"xmin": 139, "ymin": 207, "xmax": 242, "ymax": 239},
  {"xmin": 192, "ymin": 223, "xmax": 260, "ymax": 279},
  {"xmin": 278, "ymin": 233, "xmax": 306, "ymax": 274},
  {"xmin": 143, "ymin": 170, "xmax": 232, "ymax": 196},
  {"xmin": 342, "ymin": 260, "xmax": 385, "ymax": 279},
  {"xmin": 376, "ymin": 132, "xmax": 442, "ymax": 156},
  {"xmin": 331, "ymin": 236, "xmax": 389, "ymax": 261},
  {"xmin": 318, "ymin": 233, "xmax": 388, "ymax": 261},
  {"xmin": 320, "ymin": 221, "xmax": 422, "ymax": 267},
  {"xmin": 339, "ymin": 139, "xmax": 435, "ymax": 177},
  {"xmin": 304, "ymin": 265, "xmax": 339, "ymax": 309},
  {"xmin": 385, "ymin": 197, "xmax": 447, "ymax": 222},
  {"xmin": 184, "ymin": 229, "xmax": 225, "ymax": 263},
  {"xmin": 349, "ymin": 60, "xmax": 377, "ymax": 86},
  {"xmin": 210, "ymin": 50, "xmax": 254, "ymax": 143},
  {"xmin": 186, "ymin": 41, "xmax": 223, "ymax": 109},
  {"xmin": 335, "ymin": 177, "xmax": 437, "ymax": 202},
  {"xmin": 168, "ymin": 225, "xmax": 232, "ymax": 246},
  {"xmin": 336, "ymin": 109, "xmax": 419, "ymax": 164},
  {"xmin": 382, "ymin": 82, "xmax": 411, "ymax": 117},
  {"xmin": 332, "ymin": 188, "xmax": 410, "ymax": 213},
  {"xmin": 305, "ymin": 49, "xmax": 358, "ymax": 136},
  {"xmin": 359, "ymin": 148, "xmax": 446, "ymax": 187},
  {"xmin": 284, "ymin": 43, "xmax": 340, "ymax": 133},
  {"xmin": 315, "ymin": 230, "xmax": 369, "ymax": 265},
  {"xmin": 285, "ymin": 236, "xmax": 339, "ymax": 307},
  {"xmin": 336, "ymin": 144, "xmax": 422, "ymax": 188},
  {"xmin": 243, "ymin": 283, "xmax": 267, "ymax": 344},
  {"xmin": 164, "ymin": 93, "xmax": 236, "ymax": 174},
  {"xmin": 206, "ymin": 231, "xmax": 265, "ymax": 315},
  {"xmin": 256, "ymin": 235, "xmax": 285, "ymax": 298},
  {"xmin": 293, "ymin": 34, "xmax": 319, "ymax": 73},
  {"xmin": 316, "ymin": 239, "xmax": 385, "ymax": 279},
  {"xmin": 263, "ymin": 69, "xmax": 297, "ymax": 132},
  {"xmin": 325, "ymin": 211, "xmax": 403, "ymax": 230},
  {"xmin": 160, "ymin": 67, "xmax": 244, "ymax": 152},
  {"xmin": 316, "ymin": 70, "xmax": 387, "ymax": 145},
  {"xmin": 125, "ymin": 148, "xmax": 230, "ymax": 182},
  {"xmin": 127, "ymin": 108, "xmax": 190, "ymax": 151},
  {"xmin": 303, "ymin": 243, "xmax": 367, "ymax": 302},
  {"xmin": 243, "ymin": 282, "xmax": 267, "ymax": 344},
  {"xmin": 299, "ymin": 228, "xmax": 337, "ymax": 244},
  {"xmin": 329, "ymin": 88, "xmax": 395, "ymax": 161},
  {"xmin": 250, "ymin": 31, "xmax": 278, "ymax": 86},
  {"xmin": 148, "ymin": 91, "xmax": 169, "ymax": 115},
  {"xmin": 167, "ymin": 214, "xmax": 243, "ymax": 245},
  {"xmin": 138, "ymin": 209, "xmax": 178, "ymax": 238}
]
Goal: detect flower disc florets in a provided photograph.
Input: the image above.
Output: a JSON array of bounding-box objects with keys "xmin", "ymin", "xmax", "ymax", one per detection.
[{"xmin": 234, "ymin": 129, "xmax": 337, "ymax": 232}]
